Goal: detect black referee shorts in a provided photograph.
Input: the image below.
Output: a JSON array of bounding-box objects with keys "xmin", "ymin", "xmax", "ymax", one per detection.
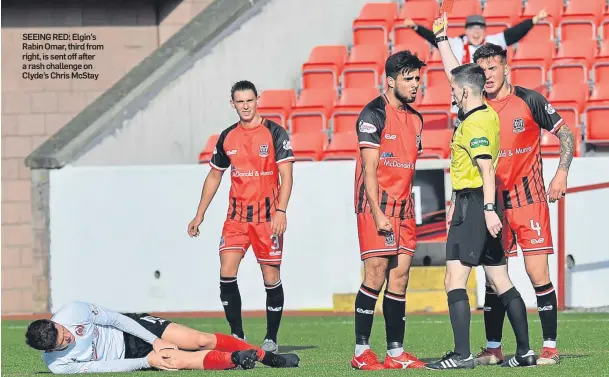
[
  {"xmin": 446, "ymin": 187, "xmax": 505, "ymax": 267},
  {"xmin": 122, "ymin": 313, "xmax": 172, "ymax": 359}
]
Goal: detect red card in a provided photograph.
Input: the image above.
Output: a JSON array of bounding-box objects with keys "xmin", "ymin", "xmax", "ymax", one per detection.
[{"xmin": 440, "ymin": 0, "xmax": 454, "ymax": 14}]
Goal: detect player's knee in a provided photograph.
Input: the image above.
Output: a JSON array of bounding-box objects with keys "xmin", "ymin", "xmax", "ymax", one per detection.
[
  {"xmin": 261, "ymin": 265, "xmax": 280, "ymax": 285},
  {"xmin": 198, "ymin": 333, "xmax": 215, "ymax": 349},
  {"xmin": 387, "ymin": 272, "xmax": 409, "ymax": 294},
  {"xmin": 525, "ymin": 262, "xmax": 550, "ymax": 286},
  {"xmin": 220, "ymin": 265, "xmax": 239, "ymax": 277},
  {"xmin": 363, "ymin": 260, "xmax": 387, "ymax": 289}
]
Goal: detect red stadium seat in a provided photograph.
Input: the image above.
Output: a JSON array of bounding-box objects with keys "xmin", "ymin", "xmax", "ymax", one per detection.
[
  {"xmin": 257, "ymin": 90, "xmax": 296, "ymax": 128},
  {"xmin": 511, "ymin": 65, "xmax": 546, "ymax": 89},
  {"xmin": 290, "ymin": 132, "xmax": 327, "ymax": 161},
  {"xmin": 352, "ymin": 2, "xmax": 399, "ymax": 45},
  {"xmin": 520, "ymin": 0, "xmax": 564, "ymax": 26},
  {"xmin": 482, "ymin": 0, "xmax": 522, "ymax": 25},
  {"xmin": 424, "ymin": 67, "xmax": 451, "ymax": 92},
  {"xmin": 419, "ymin": 86, "xmax": 452, "ymax": 111},
  {"xmin": 392, "ymin": 43, "xmax": 430, "ymax": 63},
  {"xmin": 549, "ymin": 61, "xmax": 588, "ymax": 86},
  {"xmin": 587, "ymin": 85, "xmax": 609, "ymax": 105},
  {"xmin": 446, "ymin": 0, "xmax": 482, "ymax": 25},
  {"xmin": 558, "ymin": 20, "xmax": 597, "ymax": 42},
  {"xmin": 548, "ymin": 82, "xmax": 590, "ymax": 113},
  {"xmin": 597, "ymin": 39, "xmax": 609, "ymax": 62},
  {"xmin": 584, "ymin": 105, "xmax": 609, "ymax": 145},
  {"xmin": 342, "ymin": 44, "xmax": 389, "ymax": 89},
  {"xmin": 426, "ymin": 48, "xmax": 443, "ymax": 69},
  {"xmin": 331, "ymin": 88, "xmax": 380, "ymax": 134},
  {"xmin": 198, "ymin": 134, "xmax": 219, "ymax": 163},
  {"xmin": 554, "ymin": 40, "xmax": 598, "ymax": 66},
  {"xmin": 519, "ymin": 22, "xmax": 555, "ymax": 44},
  {"xmin": 301, "ymin": 46, "xmax": 348, "ymax": 89},
  {"xmin": 420, "ymin": 110, "xmax": 453, "ymax": 130},
  {"xmin": 322, "ymin": 131, "xmax": 359, "ymax": 161},
  {"xmin": 393, "ymin": 1, "xmax": 439, "ymax": 42},
  {"xmin": 420, "ymin": 128, "xmax": 454, "ymax": 159},
  {"xmin": 561, "ymin": 0, "xmax": 605, "ymax": 24},
  {"xmin": 512, "ymin": 41, "xmax": 555, "ymax": 69},
  {"xmin": 289, "ymin": 88, "xmax": 337, "ymax": 134},
  {"xmin": 601, "ymin": 18, "xmax": 609, "ymax": 41},
  {"xmin": 395, "ymin": 0, "xmax": 438, "ymax": 26},
  {"xmin": 592, "ymin": 62, "xmax": 609, "ymax": 86}
]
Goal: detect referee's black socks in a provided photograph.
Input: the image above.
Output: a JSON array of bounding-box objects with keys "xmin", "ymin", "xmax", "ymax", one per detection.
[
  {"xmin": 220, "ymin": 276, "xmax": 244, "ymax": 339},
  {"xmin": 499, "ymin": 287, "xmax": 531, "ymax": 355},
  {"xmin": 484, "ymin": 285, "xmax": 506, "ymax": 347},
  {"xmin": 264, "ymin": 280, "xmax": 284, "ymax": 343},
  {"xmin": 447, "ymin": 289, "xmax": 471, "ymax": 357},
  {"xmin": 534, "ymin": 282, "xmax": 558, "ymax": 348},
  {"xmin": 354, "ymin": 284, "xmax": 380, "ymax": 354}
]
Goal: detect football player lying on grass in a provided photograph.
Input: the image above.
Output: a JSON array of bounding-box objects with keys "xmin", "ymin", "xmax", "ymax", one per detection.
[{"xmin": 25, "ymin": 301, "xmax": 299, "ymax": 373}]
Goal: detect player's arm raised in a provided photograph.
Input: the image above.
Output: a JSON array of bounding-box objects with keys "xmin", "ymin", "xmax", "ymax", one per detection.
[
  {"xmin": 433, "ymin": 13, "xmax": 461, "ymax": 82},
  {"xmin": 188, "ymin": 134, "xmax": 230, "ymax": 237},
  {"xmin": 271, "ymin": 126, "xmax": 296, "ymax": 236}
]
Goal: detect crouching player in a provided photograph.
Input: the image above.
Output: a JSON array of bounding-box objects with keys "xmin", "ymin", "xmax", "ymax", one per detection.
[{"xmin": 25, "ymin": 301, "xmax": 299, "ymax": 374}]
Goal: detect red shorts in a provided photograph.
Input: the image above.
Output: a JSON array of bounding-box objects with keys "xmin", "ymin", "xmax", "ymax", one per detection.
[
  {"xmin": 502, "ymin": 201, "xmax": 554, "ymax": 258},
  {"xmin": 219, "ymin": 219, "xmax": 283, "ymax": 265},
  {"xmin": 357, "ymin": 213, "xmax": 417, "ymax": 260}
]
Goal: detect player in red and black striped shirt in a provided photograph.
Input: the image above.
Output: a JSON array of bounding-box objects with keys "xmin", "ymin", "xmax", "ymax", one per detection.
[
  {"xmin": 187, "ymin": 81, "xmax": 295, "ymax": 353},
  {"xmin": 350, "ymin": 50, "xmax": 426, "ymax": 370},
  {"xmin": 470, "ymin": 44, "xmax": 575, "ymax": 366}
]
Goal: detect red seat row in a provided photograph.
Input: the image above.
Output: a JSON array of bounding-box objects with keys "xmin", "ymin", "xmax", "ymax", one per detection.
[
  {"xmin": 199, "ymin": 129, "xmax": 457, "ymax": 163},
  {"xmin": 351, "ymin": 0, "xmax": 609, "ymax": 46},
  {"xmin": 300, "ymin": 38, "xmax": 609, "ymax": 91}
]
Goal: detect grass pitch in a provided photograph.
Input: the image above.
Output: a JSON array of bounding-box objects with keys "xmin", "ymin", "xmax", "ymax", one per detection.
[{"xmin": 2, "ymin": 312, "xmax": 608, "ymax": 376}]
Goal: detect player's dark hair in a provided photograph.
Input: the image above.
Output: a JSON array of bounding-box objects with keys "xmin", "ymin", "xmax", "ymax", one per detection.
[
  {"xmin": 231, "ymin": 80, "xmax": 258, "ymax": 100},
  {"xmin": 385, "ymin": 50, "xmax": 426, "ymax": 79},
  {"xmin": 473, "ymin": 43, "xmax": 508, "ymax": 64},
  {"xmin": 25, "ymin": 319, "xmax": 58, "ymax": 351},
  {"xmin": 450, "ymin": 63, "xmax": 486, "ymax": 96}
]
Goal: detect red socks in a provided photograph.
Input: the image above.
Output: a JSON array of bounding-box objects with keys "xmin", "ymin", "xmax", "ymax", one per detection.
[
  {"xmin": 213, "ymin": 333, "xmax": 267, "ymax": 364},
  {"xmin": 202, "ymin": 350, "xmax": 234, "ymax": 370},
  {"xmin": 214, "ymin": 333, "xmax": 254, "ymax": 352}
]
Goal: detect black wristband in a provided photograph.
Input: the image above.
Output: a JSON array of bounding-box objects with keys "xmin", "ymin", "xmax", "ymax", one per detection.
[
  {"xmin": 276, "ymin": 209, "xmax": 286, "ymax": 213},
  {"xmin": 436, "ymin": 36, "xmax": 448, "ymax": 43}
]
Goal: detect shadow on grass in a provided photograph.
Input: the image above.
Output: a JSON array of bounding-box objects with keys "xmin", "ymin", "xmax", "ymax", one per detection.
[{"xmin": 279, "ymin": 345, "xmax": 318, "ymax": 353}]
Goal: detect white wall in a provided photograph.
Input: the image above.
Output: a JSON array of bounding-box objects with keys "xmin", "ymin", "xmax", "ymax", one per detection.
[
  {"xmin": 74, "ymin": 0, "xmax": 387, "ymax": 167},
  {"xmin": 49, "ymin": 157, "xmax": 609, "ymax": 312}
]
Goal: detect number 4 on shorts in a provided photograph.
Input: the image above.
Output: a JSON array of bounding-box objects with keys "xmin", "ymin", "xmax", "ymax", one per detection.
[{"xmin": 530, "ymin": 219, "xmax": 541, "ymax": 237}]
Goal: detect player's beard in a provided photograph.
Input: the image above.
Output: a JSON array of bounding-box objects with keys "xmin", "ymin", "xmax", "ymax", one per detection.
[{"xmin": 394, "ymin": 87, "xmax": 414, "ymax": 105}]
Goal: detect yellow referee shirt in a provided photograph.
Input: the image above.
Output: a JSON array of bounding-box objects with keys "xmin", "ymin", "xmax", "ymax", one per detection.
[{"xmin": 450, "ymin": 104, "xmax": 500, "ymax": 191}]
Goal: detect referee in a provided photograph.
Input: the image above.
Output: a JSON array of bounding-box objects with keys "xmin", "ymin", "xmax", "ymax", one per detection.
[{"xmin": 425, "ymin": 17, "xmax": 536, "ymax": 369}]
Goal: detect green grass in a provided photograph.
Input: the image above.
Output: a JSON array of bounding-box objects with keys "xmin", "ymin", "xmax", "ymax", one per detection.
[{"xmin": 3, "ymin": 312, "xmax": 609, "ymax": 376}]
